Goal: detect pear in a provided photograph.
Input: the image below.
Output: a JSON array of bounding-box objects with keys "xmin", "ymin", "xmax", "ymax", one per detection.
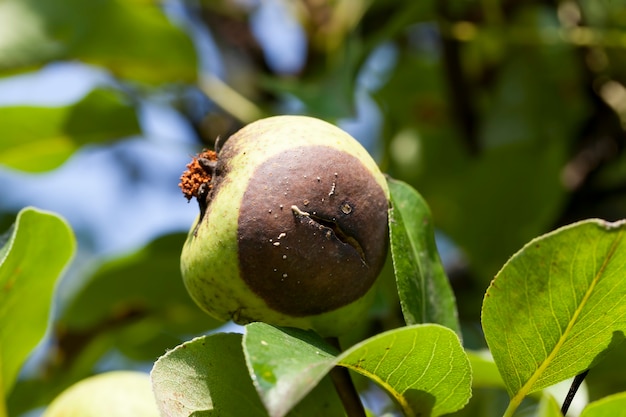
[{"xmin": 180, "ymin": 115, "xmax": 389, "ymax": 336}]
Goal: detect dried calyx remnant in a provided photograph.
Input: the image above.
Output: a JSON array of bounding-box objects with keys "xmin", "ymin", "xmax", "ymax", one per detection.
[
  {"xmin": 179, "ymin": 115, "xmax": 390, "ymax": 337},
  {"xmin": 179, "ymin": 149, "xmax": 218, "ymax": 222}
]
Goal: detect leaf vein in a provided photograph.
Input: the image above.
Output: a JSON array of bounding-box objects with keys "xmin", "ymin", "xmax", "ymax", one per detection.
[{"xmin": 512, "ymin": 229, "xmax": 625, "ymax": 400}]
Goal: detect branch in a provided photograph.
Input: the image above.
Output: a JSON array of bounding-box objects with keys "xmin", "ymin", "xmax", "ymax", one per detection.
[{"xmin": 326, "ymin": 337, "xmax": 367, "ymax": 417}]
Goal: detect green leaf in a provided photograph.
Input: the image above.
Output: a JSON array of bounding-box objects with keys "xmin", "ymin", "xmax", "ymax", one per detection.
[
  {"xmin": 0, "ymin": 0, "xmax": 196, "ymax": 83},
  {"xmin": 151, "ymin": 333, "xmax": 267, "ymax": 417},
  {"xmin": 0, "ymin": 89, "xmax": 140, "ymax": 172},
  {"xmin": 0, "ymin": 207, "xmax": 75, "ymax": 396},
  {"xmin": 537, "ymin": 393, "xmax": 562, "ymax": 417},
  {"xmin": 466, "ymin": 351, "xmax": 505, "ymax": 390},
  {"xmin": 151, "ymin": 333, "xmax": 344, "ymax": 417},
  {"xmin": 387, "ymin": 177, "xmax": 460, "ymax": 334},
  {"xmin": 581, "ymin": 392, "xmax": 626, "ymax": 417},
  {"xmin": 482, "ymin": 219, "xmax": 626, "ymax": 405},
  {"xmin": 244, "ymin": 323, "xmax": 471, "ymax": 417},
  {"xmin": 8, "ymin": 234, "xmax": 203, "ymax": 415},
  {"xmin": 60, "ymin": 233, "xmax": 221, "ymax": 361},
  {"xmin": 339, "ymin": 324, "xmax": 471, "ymax": 417},
  {"xmin": 243, "ymin": 323, "xmax": 340, "ymax": 417}
]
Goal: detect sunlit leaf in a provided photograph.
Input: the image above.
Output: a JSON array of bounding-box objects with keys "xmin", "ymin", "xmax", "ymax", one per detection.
[
  {"xmin": 0, "ymin": 207, "xmax": 75, "ymax": 396},
  {"xmin": 0, "ymin": 89, "xmax": 140, "ymax": 172},
  {"xmin": 0, "ymin": 0, "xmax": 196, "ymax": 83},
  {"xmin": 482, "ymin": 219, "xmax": 626, "ymax": 404},
  {"xmin": 339, "ymin": 324, "xmax": 471, "ymax": 417},
  {"xmin": 387, "ymin": 177, "xmax": 460, "ymax": 334},
  {"xmin": 244, "ymin": 323, "xmax": 471, "ymax": 417},
  {"xmin": 581, "ymin": 392, "xmax": 626, "ymax": 417}
]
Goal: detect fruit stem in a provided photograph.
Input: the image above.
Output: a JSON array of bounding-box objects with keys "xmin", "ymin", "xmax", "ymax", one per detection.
[{"xmin": 326, "ymin": 337, "xmax": 367, "ymax": 417}]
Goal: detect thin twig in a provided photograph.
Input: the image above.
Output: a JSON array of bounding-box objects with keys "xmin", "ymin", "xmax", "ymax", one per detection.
[
  {"xmin": 561, "ymin": 369, "xmax": 589, "ymax": 415},
  {"xmin": 326, "ymin": 337, "xmax": 367, "ymax": 417}
]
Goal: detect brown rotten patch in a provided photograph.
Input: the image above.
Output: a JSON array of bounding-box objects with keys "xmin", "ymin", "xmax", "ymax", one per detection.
[{"xmin": 236, "ymin": 145, "xmax": 389, "ymax": 316}]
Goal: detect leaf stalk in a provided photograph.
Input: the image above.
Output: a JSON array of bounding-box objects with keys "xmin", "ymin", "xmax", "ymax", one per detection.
[{"xmin": 502, "ymin": 395, "xmax": 523, "ymax": 417}]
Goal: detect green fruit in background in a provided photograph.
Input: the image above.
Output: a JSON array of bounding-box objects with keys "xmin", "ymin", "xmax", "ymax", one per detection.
[
  {"xmin": 180, "ymin": 115, "xmax": 389, "ymax": 336},
  {"xmin": 43, "ymin": 371, "xmax": 159, "ymax": 417}
]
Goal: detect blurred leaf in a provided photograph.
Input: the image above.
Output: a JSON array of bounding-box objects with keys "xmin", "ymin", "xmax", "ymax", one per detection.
[
  {"xmin": 482, "ymin": 220, "xmax": 626, "ymax": 405},
  {"xmin": 466, "ymin": 351, "xmax": 504, "ymax": 390},
  {"xmin": 538, "ymin": 393, "xmax": 563, "ymax": 417},
  {"xmin": 387, "ymin": 177, "xmax": 460, "ymax": 335},
  {"xmin": 447, "ymin": 354, "xmax": 510, "ymax": 417},
  {"xmin": 0, "ymin": 207, "xmax": 75, "ymax": 396},
  {"xmin": 581, "ymin": 392, "xmax": 626, "ymax": 417},
  {"xmin": 0, "ymin": 0, "xmax": 196, "ymax": 83},
  {"xmin": 151, "ymin": 333, "xmax": 344, "ymax": 417},
  {"xmin": 60, "ymin": 233, "xmax": 221, "ymax": 361},
  {"xmin": 8, "ymin": 328, "xmax": 117, "ymax": 416},
  {"xmin": 0, "ymin": 88, "xmax": 140, "ymax": 172},
  {"xmin": 446, "ymin": 389, "xmax": 509, "ymax": 417},
  {"xmin": 244, "ymin": 323, "xmax": 471, "ymax": 417},
  {"xmin": 43, "ymin": 371, "xmax": 159, "ymax": 417},
  {"xmin": 379, "ymin": 7, "xmax": 590, "ymax": 281},
  {"xmin": 260, "ymin": 37, "xmax": 361, "ymax": 119}
]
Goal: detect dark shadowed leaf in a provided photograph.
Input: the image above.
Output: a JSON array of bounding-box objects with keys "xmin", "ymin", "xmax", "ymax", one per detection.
[
  {"xmin": 378, "ymin": 9, "xmax": 588, "ymax": 281},
  {"xmin": 60, "ymin": 233, "xmax": 221, "ymax": 361},
  {"xmin": 387, "ymin": 177, "xmax": 460, "ymax": 334}
]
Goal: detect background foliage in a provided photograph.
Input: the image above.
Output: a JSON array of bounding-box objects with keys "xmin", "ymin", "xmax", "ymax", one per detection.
[{"xmin": 1, "ymin": 0, "xmax": 626, "ymax": 416}]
